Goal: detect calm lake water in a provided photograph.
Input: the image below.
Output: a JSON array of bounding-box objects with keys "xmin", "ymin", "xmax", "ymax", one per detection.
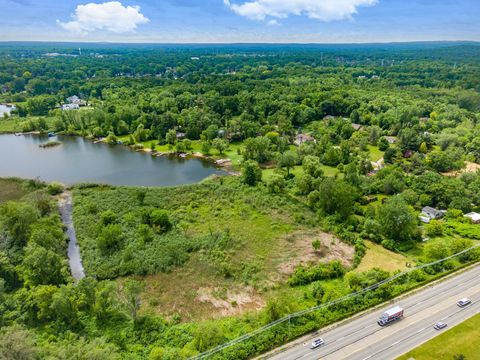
[{"xmin": 0, "ymin": 134, "xmax": 224, "ymax": 186}]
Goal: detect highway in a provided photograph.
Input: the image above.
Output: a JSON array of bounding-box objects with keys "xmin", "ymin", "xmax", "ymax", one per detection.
[{"xmin": 265, "ymin": 265, "xmax": 480, "ymax": 360}]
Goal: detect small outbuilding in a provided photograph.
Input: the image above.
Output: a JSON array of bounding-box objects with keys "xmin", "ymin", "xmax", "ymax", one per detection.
[
  {"xmin": 464, "ymin": 212, "xmax": 480, "ymax": 224},
  {"xmin": 421, "ymin": 206, "xmax": 444, "ymax": 221}
]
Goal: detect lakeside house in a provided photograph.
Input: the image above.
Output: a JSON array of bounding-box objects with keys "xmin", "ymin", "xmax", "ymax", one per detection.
[
  {"xmin": 420, "ymin": 206, "xmax": 444, "ymax": 223},
  {"xmin": 294, "ymin": 133, "xmax": 315, "ymax": 146},
  {"xmin": 62, "ymin": 95, "xmax": 86, "ymax": 110},
  {"xmin": 464, "ymin": 212, "xmax": 480, "ymax": 224}
]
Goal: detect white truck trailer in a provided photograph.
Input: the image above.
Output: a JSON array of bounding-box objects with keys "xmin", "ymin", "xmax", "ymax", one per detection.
[{"xmin": 378, "ymin": 306, "xmax": 404, "ymax": 326}]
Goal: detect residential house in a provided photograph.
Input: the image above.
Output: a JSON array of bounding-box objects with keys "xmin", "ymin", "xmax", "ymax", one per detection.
[
  {"xmin": 61, "ymin": 95, "xmax": 86, "ymax": 110},
  {"xmin": 294, "ymin": 133, "xmax": 315, "ymax": 146},
  {"xmin": 420, "ymin": 206, "xmax": 444, "ymax": 223},
  {"xmin": 351, "ymin": 123, "xmax": 363, "ymax": 131},
  {"xmin": 66, "ymin": 95, "xmax": 86, "ymax": 106},
  {"xmin": 464, "ymin": 212, "xmax": 480, "ymax": 224}
]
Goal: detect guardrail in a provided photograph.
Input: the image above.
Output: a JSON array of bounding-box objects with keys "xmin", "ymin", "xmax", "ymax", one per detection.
[{"xmin": 191, "ymin": 243, "xmax": 480, "ymax": 359}]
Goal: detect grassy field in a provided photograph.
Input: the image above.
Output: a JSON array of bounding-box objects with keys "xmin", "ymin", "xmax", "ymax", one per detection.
[
  {"xmin": 356, "ymin": 241, "xmax": 408, "ymax": 273},
  {"xmin": 0, "ymin": 178, "xmax": 30, "ymax": 203},
  {"xmin": 397, "ymin": 312, "xmax": 480, "ymax": 360},
  {"xmin": 0, "ymin": 118, "xmax": 22, "ymax": 133},
  {"xmin": 73, "ymin": 177, "xmax": 356, "ymax": 321}
]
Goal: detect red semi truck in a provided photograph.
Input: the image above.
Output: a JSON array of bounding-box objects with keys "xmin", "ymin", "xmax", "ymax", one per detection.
[{"xmin": 377, "ymin": 306, "xmax": 404, "ymax": 326}]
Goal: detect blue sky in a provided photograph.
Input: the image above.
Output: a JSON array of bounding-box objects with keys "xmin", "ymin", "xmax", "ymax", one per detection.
[{"xmin": 0, "ymin": 0, "xmax": 479, "ymax": 43}]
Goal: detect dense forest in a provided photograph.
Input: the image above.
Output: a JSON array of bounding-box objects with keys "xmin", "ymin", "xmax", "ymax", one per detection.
[{"xmin": 1, "ymin": 42, "xmax": 480, "ymax": 359}]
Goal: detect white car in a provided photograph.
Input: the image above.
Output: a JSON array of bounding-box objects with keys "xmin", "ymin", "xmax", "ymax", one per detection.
[
  {"xmin": 311, "ymin": 338, "xmax": 325, "ymax": 349},
  {"xmin": 457, "ymin": 298, "xmax": 472, "ymax": 307},
  {"xmin": 434, "ymin": 322, "xmax": 447, "ymax": 330}
]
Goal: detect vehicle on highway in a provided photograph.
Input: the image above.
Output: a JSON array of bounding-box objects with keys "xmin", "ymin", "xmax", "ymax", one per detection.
[
  {"xmin": 457, "ymin": 298, "xmax": 471, "ymax": 307},
  {"xmin": 434, "ymin": 322, "xmax": 447, "ymax": 330},
  {"xmin": 378, "ymin": 306, "xmax": 404, "ymax": 326},
  {"xmin": 310, "ymin": 338, "xmax": 325, "ymax": 349}
]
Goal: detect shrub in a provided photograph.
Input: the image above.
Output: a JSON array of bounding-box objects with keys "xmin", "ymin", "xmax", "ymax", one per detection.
[
  {"xmin": 47, "ymin": 182, "xmax": 64, "ymax": 195},
  {"xmin": 149, "ymin": 209, "xmax": 172, "ymax": 233},
  {"xmin": 97, "ymin": 224, "xmax": 123, "ymax": 252},
  {"xmin": 100, "ymin": 209, "xmax": 117, "ymax": 225},
  {"xmin": 425, "ymin": 220, "xmax": 443, "ymax": 237},
  {"xmin": 241, "ymin": 160, "xmax": 262, "ymax": 186},
  {"xmin": 288, "ymin": 261, "xmax": 346, "ymax": 286}
]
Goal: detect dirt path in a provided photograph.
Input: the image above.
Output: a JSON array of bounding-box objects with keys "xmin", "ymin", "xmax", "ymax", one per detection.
[{"xmin": 58, "ymin": 191, "xmax": 85, "ymax": 280}]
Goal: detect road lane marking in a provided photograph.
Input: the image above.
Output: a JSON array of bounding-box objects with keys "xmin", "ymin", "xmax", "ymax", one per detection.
[
  {"xmin": 322, "ymin": 286, "xmax": 480, "ymax": 360},
  {"xmin": 266, "ymin": 268, "xmax": 480, "ymax": 360}
]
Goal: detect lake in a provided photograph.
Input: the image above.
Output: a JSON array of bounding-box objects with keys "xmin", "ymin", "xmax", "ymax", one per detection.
[{"xmin": 0, "ymin": 134, "xmax": 225, "ymax": 186}]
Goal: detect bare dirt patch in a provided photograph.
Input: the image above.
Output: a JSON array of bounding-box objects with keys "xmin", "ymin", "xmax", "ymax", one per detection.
[
  {"xmin": 442, "ymin": 161, "xmax": 480, "ymax": 177},
  {"xmin": 140, "ymin": 256, "xmax": 266, "ymax": 321},
  {"xmin": 276, "ymin": 230, "xmax": 355, "ymax": 277},
  {"xmin": 196, "ymin": 286, "xmax": 265, "ymax": 317}
]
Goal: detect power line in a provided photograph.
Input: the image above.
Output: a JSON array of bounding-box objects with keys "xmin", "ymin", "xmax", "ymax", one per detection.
[{"xmin": 191, "ymin": 244, "xmax": 480, "ymax": 359}]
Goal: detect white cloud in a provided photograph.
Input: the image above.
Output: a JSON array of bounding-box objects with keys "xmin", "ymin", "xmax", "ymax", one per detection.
[
  {"xmin": 58, "ymin": 1, "xmax": 149, "ymax": 34},
  {"xmin": 224, "ymin": 0, "xmax": 378, "ymax": 22}
]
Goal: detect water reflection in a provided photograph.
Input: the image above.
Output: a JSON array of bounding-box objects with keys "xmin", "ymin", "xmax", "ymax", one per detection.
[{"xmin": 0, "ymin": 134, "xmax": 225, "ymax": 186}]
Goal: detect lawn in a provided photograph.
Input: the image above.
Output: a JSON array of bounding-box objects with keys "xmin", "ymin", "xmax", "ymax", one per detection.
[
  {"xmin": 397, "ymin": 312, "xmax": 480, "ymax": 360},
  {"xmin": 262, "ymin": 164, "xmax": 340, "ymax": 180},
  {"xmin": 356, "ymin": 240, "xmax": 408, "ymax": 273},
  {"xmin": 117, "ymin": 136, "xmax": 244, "ymax": 167},
  {"xmin": 367, "ymin": 144, "xmax": 385, "ymax": 162}
]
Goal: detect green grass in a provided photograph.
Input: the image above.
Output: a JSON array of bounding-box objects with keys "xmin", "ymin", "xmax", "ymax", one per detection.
[
  {"xmin": 118, "ymin": 137, "xmax": 245, "ymax": 167},
  {"xmin": 0, "ymin": 116, "xmax": 57, "ymax": 133},
  {"xmin": 0, "ymin": 118, "xmax": 22, "ymax": 133},
  {"xmin": 72, "ymin": 177, "xmax": 321, "ymax": 320},
  {"xmin": 397, "ymin": 312, "xmax": 480, "ymax": 360},
  {"xmin": 356, "ymin": 241, "xmax": 408, "ymax": 273},
  {"xmin": 262, "ymin": 164, "xmax": 340, "ymax": 180},
  {"xmin": 367, "ymin": 144, "xmax": 385, "ymax": 162},
  {"xmin": 0, "ymin": 178, "xmax": 28, "ymax": 203}
]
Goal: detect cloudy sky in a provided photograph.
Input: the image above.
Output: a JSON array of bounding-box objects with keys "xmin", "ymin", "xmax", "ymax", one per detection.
[{"xmin": 0, "ymin": 0, "xmax": 479, "ymax": 43}]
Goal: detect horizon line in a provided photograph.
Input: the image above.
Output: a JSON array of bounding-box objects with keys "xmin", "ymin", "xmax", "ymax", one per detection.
[{"xmin": 0, "ymin": 40, "xmax": 479, "ymax": 46}]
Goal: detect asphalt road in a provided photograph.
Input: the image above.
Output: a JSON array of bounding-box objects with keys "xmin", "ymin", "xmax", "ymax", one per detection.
[{"xmin": 266, "ymin": 265, "xmax": 480, "ymax": 360}]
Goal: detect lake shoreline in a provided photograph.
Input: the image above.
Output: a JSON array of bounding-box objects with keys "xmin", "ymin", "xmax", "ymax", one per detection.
[
  {"xmin": 0, "ymin": 133, "xmax": 226, "ymax": 187},
  {"xmin": 8, "ymin": 130, "xmax": 233, "ymax": 172}
]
